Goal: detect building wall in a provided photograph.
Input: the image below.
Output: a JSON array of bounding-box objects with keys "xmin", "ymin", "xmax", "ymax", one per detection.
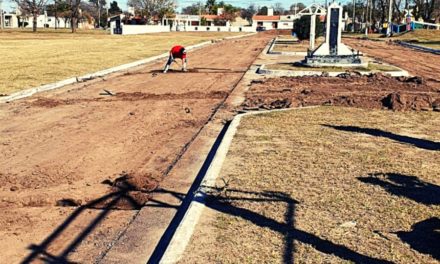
[
  {"xmin": 111, "ymin": 22, "xmax": 257, "ymax": 35},
  {"xmin": 120, "ymin": 24, "xmax": 170, "ymax": 35},
  {"xmin": 5, "ymin": 14, "xmax": 92, "ymax": 29},
  {"xmin": 4, "ymin": 14, "xmax": 19, "ymax": 28},
  {"xmin": 254, "ymin": 20, "xmax": 294, "ymax": 30}
]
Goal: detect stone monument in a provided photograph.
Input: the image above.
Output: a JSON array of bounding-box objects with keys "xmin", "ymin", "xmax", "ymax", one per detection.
[{"xmin": 303, "ymin": 2, "xmax": 364, "ymax": 67}]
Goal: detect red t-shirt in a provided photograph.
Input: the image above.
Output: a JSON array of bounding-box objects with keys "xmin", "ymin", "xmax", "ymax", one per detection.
[{"xmin": 170, "ymin": 45, "xmax": 187, "ymax": 59}]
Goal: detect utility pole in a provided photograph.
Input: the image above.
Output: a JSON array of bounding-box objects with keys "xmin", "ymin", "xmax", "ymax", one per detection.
[
  {"xmin": 387, "ymin": 0, "xmax": 392, "ymax": 36},
  {"xmin": 352, "ymin": 0, "xmax": 355, "ymax": 32},
  {"xmin": 98, "ymin": 0, "xmax": 101, "ymax": 28},
  {"xmin": 365, "ymin": 0, "xmax": 369, "ymax": 36}
]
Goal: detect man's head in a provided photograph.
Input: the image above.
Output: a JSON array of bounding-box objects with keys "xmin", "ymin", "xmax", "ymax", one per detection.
[{"xmin": 180, "ymin": 47, "xmax": 186, "ymax": 55}]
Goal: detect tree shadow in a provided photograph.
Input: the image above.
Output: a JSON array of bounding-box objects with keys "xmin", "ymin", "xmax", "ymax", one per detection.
[
  {"xmin": 322, "ymin": 124, "xmax": 440, "ymax": 151},
  {"xmin": 396, "ymin": 217, "xmax": 440, "ymax": 260},
  {"xmin": 21, "ymin": 176, "xmax": 149, "ymax": 264},
  {"xmin": 149, "ymin": 186, "xmax": 392, "ymax": 263},
  {"xmin": 358, "ymin": 172, "xmax": 440, "ymax": 205}
]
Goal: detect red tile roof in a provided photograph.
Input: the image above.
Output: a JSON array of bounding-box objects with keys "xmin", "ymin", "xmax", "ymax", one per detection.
[
  {"xmin": 252, "ymin": 15, "xmax": 280, "ymax": 21},
  {"xmin": 202, "ymin": 15, "xmax": 220, "ymax": 20}
]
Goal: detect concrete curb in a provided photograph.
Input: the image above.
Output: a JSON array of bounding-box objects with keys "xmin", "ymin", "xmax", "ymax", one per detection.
[
  {"xmin": 396, "ymin": 40, "xmax": 440, "ymax": 55},
  {"xmin": 267, "ymin": 37, "xmax": 307, "ymax": 56},
  {"xmin": 158, "ymin": 106, "xmax": 319, "ymax": 264},
  {"xmin": 257, "ymin": 64, "xmax": 409, "ymax": 77},
  {"xmin": 0, "ymin": 33, "xmax": 256, "ymax": 104}
]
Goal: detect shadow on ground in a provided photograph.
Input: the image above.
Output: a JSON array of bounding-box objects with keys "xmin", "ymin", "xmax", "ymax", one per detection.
[
  {"xmin": 21, "ymin": 176, "xmax": 150, "ymax": 264},
  {"xmin": 149, "ymin": 186, "xmax": 392, "ymax": 264},
  {"xmin": 358, "ymin": 172, "xmax": 440, "ymax": 205},
  {"xmin": 396, "ymin": 217, "xmax": 440, "ymax": 260},
  {"xmin": 322, "ymin": 124, "xmax": 440, "ymax": 151}
]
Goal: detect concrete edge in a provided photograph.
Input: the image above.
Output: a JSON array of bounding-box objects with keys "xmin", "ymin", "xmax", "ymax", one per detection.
[
  {"xmin": 0, "ymin": 33, "xmax": 256, "ymax": 104},
  {"xmin": 267, "ymin": 37, "xmax": 307, "ymax": 56},
  {"xmin": 257, "ymin": 64, "xmax": 409, "ymax": 77},
  {"xmin": 396, "ymin": 40, "xmax": 440, "ymax": 55},
  {"xmin": 158, "ymin": 106, "xmax": 319, "ymax": 264}
]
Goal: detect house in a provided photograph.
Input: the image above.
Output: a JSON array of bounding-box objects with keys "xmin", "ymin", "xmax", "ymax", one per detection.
[
  {"xmin": 2, "ymin": 10, "xmax": 94, "ymax": 29},
  {"xmin": 252, "ymin": 8, "xmax": 295, "ymax": 30}
]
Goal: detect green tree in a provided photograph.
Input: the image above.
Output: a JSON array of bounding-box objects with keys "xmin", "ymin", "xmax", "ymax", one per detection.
[
  {"xmin": 240, "ymin": 4, "xmax": 256, "ymax": 23},
  {"xmin": 46, "ymin": 0, "xmax": 71, "ymax": 29},
  {"xmin": 293, "ymin": 15, "xmax": 324, "ymax": 40},
  {"xmin": 205, "ymin": 0, "xmax": 216, "ymax": 14},
  {"xmin": 108, "ymin": 1, "xmax": 122, "ymax": 15},
  {"xmin": 257, "ymin": 6, "xmax": 268, "ymax": 15}
]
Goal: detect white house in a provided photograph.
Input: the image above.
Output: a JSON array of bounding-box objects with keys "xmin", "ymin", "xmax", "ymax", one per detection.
[
  {"xmin": 3, "ymin": 11, "xmax": 93, "ymax": 29},
  {"xmin": 252, "ymin": 8, "xmax": 296, "ymax": 30}
]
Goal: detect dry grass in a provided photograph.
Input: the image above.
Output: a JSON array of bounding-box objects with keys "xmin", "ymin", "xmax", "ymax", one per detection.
[
  {"xmin": 395, "ymin": 29, "xmax": 440, "ymax": 42},
  {"xmin": 0, "ymin": 29, "xmax": 245, "ymax": 94},
  {"xmin": 180, "ymin": 107, "xmax": 440, "ymax": 263},
  {"xmin": 272, "ymin": 37, "xmax": 325, "ymax": 53},
  {"xmin": 344, "ymin": 29, "xmax": 440, "ymax": 44}
]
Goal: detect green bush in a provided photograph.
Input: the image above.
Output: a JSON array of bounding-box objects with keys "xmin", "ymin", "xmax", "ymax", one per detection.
[{"xmin": 293, "ymin": 15, "xmax": 325, "ymax": 40}]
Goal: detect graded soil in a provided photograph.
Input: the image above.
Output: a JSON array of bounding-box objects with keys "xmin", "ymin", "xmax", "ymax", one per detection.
[{"xmin": 0, "ymin": 32, "xmax": 272, "ymax": 263}]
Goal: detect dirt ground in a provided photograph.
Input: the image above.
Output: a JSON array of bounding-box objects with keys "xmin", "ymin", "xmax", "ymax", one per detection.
[
  {"xmin": 345, "ymin": 38, "xmax": 440, "ymax": 89},
  {"xmin": 0, "ymin": 32, "xmax": 272, "ymax": 263},
  {"xmin": 243, "ymin": 39, "xmax": 440, "ymax": 112},
  {"xmin": 243, "ymin": 73, "xmax": 440, "ymax": 111}
]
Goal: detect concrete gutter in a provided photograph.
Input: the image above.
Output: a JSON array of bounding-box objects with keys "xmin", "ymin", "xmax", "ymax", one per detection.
[
  {"xmin": 396, "ymin": 40, "xmax": 440, "ymax": 55},
  {"xmin": 158, "ymin": 106, "xmax": 318, "ymax": 264},
  {"xmin": 0, "ymin": 33, "xmax": 256, "ymax": 104}
]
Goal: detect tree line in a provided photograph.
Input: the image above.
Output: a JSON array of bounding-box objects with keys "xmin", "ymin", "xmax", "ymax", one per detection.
[
  {"xmin": 14, "ymin": 0, "xmax": 122, "ymax": 32},
  {"xmin": 12, "ymin": 0, "xmax": 440, "ymax": 33}
]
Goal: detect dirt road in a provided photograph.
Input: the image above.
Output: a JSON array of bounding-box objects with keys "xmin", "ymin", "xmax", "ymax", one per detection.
[{"xmin": 0, "ymin": 33, "xmax": 272, "ymax": 263}]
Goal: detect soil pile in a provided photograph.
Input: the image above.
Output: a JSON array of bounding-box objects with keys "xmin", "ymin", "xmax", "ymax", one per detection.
[{"xmin": 243, "ymin": 73, "xmax": 440, "ymax": 111}]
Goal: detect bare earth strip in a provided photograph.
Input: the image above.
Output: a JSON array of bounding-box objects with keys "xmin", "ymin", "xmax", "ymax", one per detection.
[
  {"xmin": 180, "ymin": 107, "xmax": 440, "ymax": 263},
  {"xmin": 0, "ymin": 32, "xmax": 273, "ymax": 263},
  {"xmin": 344, "ymin": 38, "xmax": 440, "ymax": 90}
]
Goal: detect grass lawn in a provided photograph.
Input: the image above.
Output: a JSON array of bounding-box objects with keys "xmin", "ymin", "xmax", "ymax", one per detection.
[
  {"xmin": 180, "ymin": 107, "xmax": 440, "ymax": 263},
  {"xmin": 0, "ymin": 29, "xmax": 246, "ymax": 94}
]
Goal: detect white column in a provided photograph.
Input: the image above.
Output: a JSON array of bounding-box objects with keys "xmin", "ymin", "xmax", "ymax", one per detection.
[{"xmin": 310, "ymin": 14, "xmax": 316, "ymax": 50}]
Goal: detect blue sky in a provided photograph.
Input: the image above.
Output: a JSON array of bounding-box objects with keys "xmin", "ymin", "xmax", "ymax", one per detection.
[{"xmin": 2, "ymin": 0, "xmax": 345, "ymax": 13}]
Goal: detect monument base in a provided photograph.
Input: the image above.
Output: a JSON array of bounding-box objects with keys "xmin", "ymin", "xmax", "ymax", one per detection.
[{"xmin": 303, "ymin": 54, "xmax": 367, "ymax": 68}]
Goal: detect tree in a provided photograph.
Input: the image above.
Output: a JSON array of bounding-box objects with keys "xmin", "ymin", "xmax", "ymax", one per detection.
[
  {"xmin": 240, "ymin": 4, "xmax": 256, "ymax": 23},
  {"xmin": 205, "ymin": 0, "xmax": 215, "ymax": 14},
  {"xmin": 89, "ymin": 0, "xmax": 106, "ymax": 27},
  {"xmin": 15, "ymin": 0, "xmax": 50, "ymax": 32},
  {"xmin": 69, "ymin": 0, "xmax": 81, "ymax": 32},
  {"xmin": 182, "ymin": 3, "xmax": 202, "ymax": 15},
  {"xmin": 293, "ymin": 15, "xmax": 324, "ymax": 40},
  {"xmin": 46, "ymin": 0, "xmax": 70, "ymax": 29},
  {"xmin": 290, "ymin": 2, "xmax": 306, "ymax": 14},
  {"xmin": 273, "ymin": 2, "xmax": 284, "ymax": 15},
  {"xmin": 257, "ymin": 6, "xmax": 268, "ymax": 15},
  {"xmin": 108, "ymin": 0, "xmax": 122, "ymax": 15},
  {"xmin": 128, "ymin": 0, "xmax": 175, "ymax": 22}
]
